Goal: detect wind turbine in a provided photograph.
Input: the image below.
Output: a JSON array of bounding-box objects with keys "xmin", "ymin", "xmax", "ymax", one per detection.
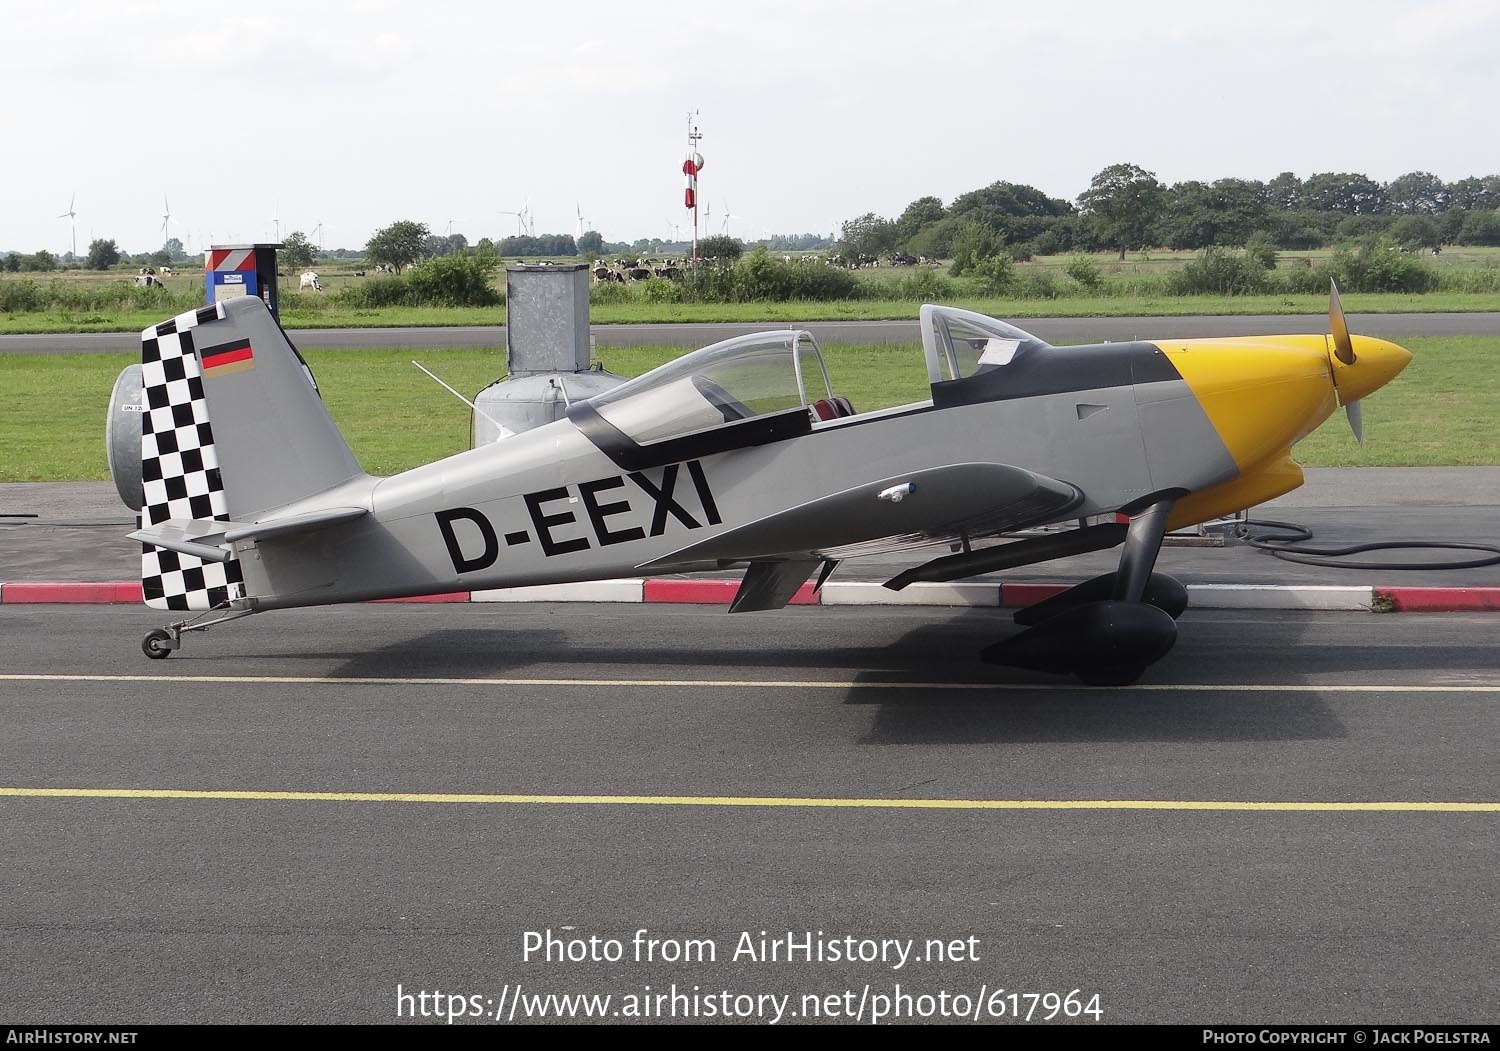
[
  {"xmin": 270, "ymin": 203, "xmax": 281, "ymax": 243},
  {"xmin": 720, "ymin": 199, "xmax": 743, "ymax": 236},
  {"xmin": 58, "ymin": 192, "xmax": 78, "ymax": 259},
  {"xmin": 575, "ymin": 203, "xmax": 591, "ymax": 242},
  {"xmin": 160, "ymin": 194, "xmax": 174, "ymax": 247},
  {"xmin": 312, "ymin": 220, "xmax": 333, "ymax": 252},
  {"xmin": 498, "ymin": 210, "xmax": 525, "ymax": 236},
  {"xmin": 445, "ymin": 218, "xmax": 465, "ymax": 237}
]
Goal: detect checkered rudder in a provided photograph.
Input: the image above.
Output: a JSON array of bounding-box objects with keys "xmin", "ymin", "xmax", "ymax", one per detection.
[{"xmin": 139, "ymin": 304, "xmax": 245, "ymax": 611}]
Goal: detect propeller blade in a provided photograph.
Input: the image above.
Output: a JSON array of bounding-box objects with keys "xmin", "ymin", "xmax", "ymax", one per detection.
[
  {"xmin": 1329, "ymin": 279, "xmax": 1355, "ymax": 365},
  {"xmin": 1345, "ymin": 398, "xmax": 1364, "ymax": 446}
]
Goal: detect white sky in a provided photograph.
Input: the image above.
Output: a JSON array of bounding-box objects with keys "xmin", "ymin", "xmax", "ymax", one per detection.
[{"xmin": 4, "ymin": 0, "xmax": 1497, "ymax": 255}]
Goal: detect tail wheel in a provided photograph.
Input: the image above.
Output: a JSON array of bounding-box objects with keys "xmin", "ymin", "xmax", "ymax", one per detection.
[{"xmin": 142, "ymin": 629, "xmax": 174, "ymax": 660}]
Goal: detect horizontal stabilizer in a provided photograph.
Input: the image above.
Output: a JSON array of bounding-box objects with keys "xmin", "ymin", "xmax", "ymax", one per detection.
[
  {"xmin": 127, "ymin": 520, "xmax": 237, "ymax": 563},
  {"xmin": 640, "ymin": 462, "xmax": 1080, "ymax": 569},
  {"xmin": 222, "ymin": 505, "xmax": 368, "ymax": 543},
  {"xmin": 130, "ymin": 505, "xmax": 368, "ymax": 560}
]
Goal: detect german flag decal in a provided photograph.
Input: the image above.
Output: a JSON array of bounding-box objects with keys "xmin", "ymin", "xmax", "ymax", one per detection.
[{"xmin": 200, "ymin": 337, "xmax": 255, "ymax": 376}]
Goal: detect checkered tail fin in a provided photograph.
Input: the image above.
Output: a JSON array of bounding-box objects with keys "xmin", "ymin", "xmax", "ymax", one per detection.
[{"xmin": 139, "ymin": 303, "xmax": 245, "ymax": 610}]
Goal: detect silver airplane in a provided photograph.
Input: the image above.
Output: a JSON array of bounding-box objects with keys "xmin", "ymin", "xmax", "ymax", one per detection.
[{"xmin": 121, "ymin": 290, "xmax": 1409, "ymax": 685}]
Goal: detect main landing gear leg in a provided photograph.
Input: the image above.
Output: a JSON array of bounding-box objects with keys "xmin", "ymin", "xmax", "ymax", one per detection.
[
  {"xmin": 982, "ymin": 495, "xmax": 1181, "ymax": 687},
  {"xmin": 142, "ymin": 606, "xmax": 258, "ymax": 660}
]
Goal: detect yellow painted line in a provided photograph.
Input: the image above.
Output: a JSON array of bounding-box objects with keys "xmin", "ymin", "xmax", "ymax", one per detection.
[
  {"xmin": 1, "ymin": 673, "xmax": 1499, "ymax": 693},
  {"xmin": 0, "ymin": 787, "xmax": 1496, "ymax": 812}
]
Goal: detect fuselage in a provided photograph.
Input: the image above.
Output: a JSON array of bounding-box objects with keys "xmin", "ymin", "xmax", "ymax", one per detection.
[{"xmin": 234, "ymin": 331, "xmax": 1408, "ymax": 610}]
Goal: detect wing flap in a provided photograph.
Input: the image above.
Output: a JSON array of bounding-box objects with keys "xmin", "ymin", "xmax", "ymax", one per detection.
[
  {"xmin": 639, "ymin": 462, "xmax": 1081, "ymax": 570},
  {"xmin": 729, "ymin": 559, "xmax": 823, "ymax": 613}
]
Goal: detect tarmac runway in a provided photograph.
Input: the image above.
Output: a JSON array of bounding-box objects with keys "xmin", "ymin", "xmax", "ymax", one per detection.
[
  {"xmin": 5, "ymin": 311, "xmax": 1500, "ymax": 354},
  {"xmin": 1, "ymin": 604, "xmax": 1497, "ymax": 1023}
]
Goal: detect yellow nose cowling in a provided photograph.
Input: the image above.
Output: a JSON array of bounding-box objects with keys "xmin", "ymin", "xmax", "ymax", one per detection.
[
  {"xmin": 1331, "ymin": 335, "xmax": 1413, "ymax": 405},
  {"xmin": 1160, "ymin": 336, "xmax": 1338, "ymax": 472}
]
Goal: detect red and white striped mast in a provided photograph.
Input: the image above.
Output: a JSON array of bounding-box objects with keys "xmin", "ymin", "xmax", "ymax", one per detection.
[{"xmin": 684, "ymin": 111, "xmax": 704, "ymax": 261}]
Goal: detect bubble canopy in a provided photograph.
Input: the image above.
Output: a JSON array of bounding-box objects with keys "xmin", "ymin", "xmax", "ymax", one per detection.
[{"xmin": 567, "ymin": 330, "xmax": 834, "ymax": 470}]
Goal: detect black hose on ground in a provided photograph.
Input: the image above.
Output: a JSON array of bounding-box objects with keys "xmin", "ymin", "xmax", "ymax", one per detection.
[{"xmin": 1235, "ymin": 518, "xmax": 1500, "ymax": 571}]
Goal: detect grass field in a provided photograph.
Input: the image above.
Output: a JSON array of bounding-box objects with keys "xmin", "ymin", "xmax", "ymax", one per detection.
[
  {"xmin": 0, "ymin": 336, "xmax": 1490, "ymax": 482},
  {"xmin": 3, "ymin": 243, "xmax": 1498, "ymax": 334},
  {"xmin": 3, "ymin": 292, "xmax": 1500, "ymax": 336}
]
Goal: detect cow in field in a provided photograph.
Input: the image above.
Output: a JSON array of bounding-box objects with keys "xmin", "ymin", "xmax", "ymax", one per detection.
[{"xmin": 299, "ymin": 272, "xmax": 322, "ymax": 291}]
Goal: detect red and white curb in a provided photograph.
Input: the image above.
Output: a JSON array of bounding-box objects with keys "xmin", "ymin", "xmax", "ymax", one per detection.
[{"xmin": 2, "ymin": 580, "xmax": 1498, "ymax": 612}]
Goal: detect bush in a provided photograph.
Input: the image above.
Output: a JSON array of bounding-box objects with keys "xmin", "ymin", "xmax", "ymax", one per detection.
[
  {"xmin": 336, "ymin": 274, "xmax": 410, "ymax": 308},
  {"xmin": 401, "ymin": 254, "xmax": 502, "ymax": 307},
  {"xmin": 1325, "ymin": 238, "xmax": 1436, "ymax": 293},
  {"xmin": 0, "ymin": 279, "xmax": 45, "ymax": 312},
  {"xmin": 638, "ymin": 277, "xmax": 682, "ymax": 303},
  {"xmin": 0, "ymin": 277, "xmax": 198, "ymax": 313},
  {"xmin": 1015, "ymin": 268, "xmax": 1060, "ymax": 299},
  {"xmin": 678, "ymin": 261, "xmax": 738, "ymax": 303},
  {"xmin": 1272, "ymin": 265, "xmax": 1331, "ymax": 295},
  {"xmin": 966, "ymin": 253, "xmax": 1016, "ymax": 296},
  {"xmin": 732, "ymin": 248, "xmax": 860, "ymax": 301},
  {"xmin": 887, "ymin": 268, "xmax": 957, "ymax": 301},
  {"xmin": 1244, "ymin": 231, "xmax": 1279, "ymax": 271},
  {"xmin": 588, "ymin": 279, "xmax": 633, "ymax": 305},
  {"xmin": 1433, "ymin": 267, "xmax": 1500, "ymax": 294},
  {"xmin": 949, "ymin": 219, "xmax": 1006, "ymax": 276},
  {"xmin": 1166, "ymin": 247, "xmax": 1269, "ymax": 295},
  {"xmin": 1063, "ymin": 254, "xmax": 1103, "ymax": 292}
]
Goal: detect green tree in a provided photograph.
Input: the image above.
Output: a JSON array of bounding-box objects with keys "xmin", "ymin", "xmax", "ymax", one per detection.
[
  {"xmin": 85, "ymin": 239, "xmax": 119, "ymax": 270},
  {"xmin": 163, "ymin": 237, "xmax": 186, "ymax": 262},
  {"xmin": 1449, "ymin": 176, "xmax": 1500, "ymax": 211},
  {"xmin": 1385, "ymin": 172, "xmax": 1450, "ymax": 215},
  {"xmin": 837, "ymin": 212, "xmax": 896, "ymax": 258},
  {"xmin": 1265, "ymin": 171, "xmax": 1302, "ymax": 211},
  {"xmin": 1390, "ymin": 214, "xmax": 1440, "ymax": 252},
  {"xmin": 474, "ymin": 237, "xmax": 499, "ymax": 260},
  {"xmin": 696, "ymin": 234, "xmax": 742, "ymax": 261},
  {"xmin": 1160, "ymin": 178, "xmax": 1266, "ymax": 249},
  {"xmin": 893, "ymin": 196, "xmax": 946, "ymax": 244},
  {"xmin": 1300, "ymin": 172, "xmax": 1386, "ymax": 215},
  {"xmin": 365, "ymin": 220, "xmax": 431, "ymax": 271},
  {"xmin": 1456, "ymin": 209, "xmax": 1500, "ymax": 246},
  {"xmin": 1077, "ymin": 163, "xmax": 1163, "ymax": 259},
  {"xmin": 577, "ymin": 230, "xmax": 604, "ymax": 256},
  {"xmin": 282, "ymin": 231, "xmax": 316, "ymax": 270},
  {"xmin": 905, "ymin": 216, "xmax": 962, "ymax": 260},
  {"xmin": 424, "ymin": 233, "xmax": 468, "ymax": 257},
  {"xmin": 497, "ymin": 233, "xmax": 576, "ymax": 256},
  {"xmin": 2, "ymin": 253, "xmax": 19, "ymax": 273}
]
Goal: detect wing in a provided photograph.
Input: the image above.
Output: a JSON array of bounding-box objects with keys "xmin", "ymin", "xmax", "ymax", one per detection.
[{"xmin": 638, "ymin": 462, "xmax": 1081, "ymax": 570}]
